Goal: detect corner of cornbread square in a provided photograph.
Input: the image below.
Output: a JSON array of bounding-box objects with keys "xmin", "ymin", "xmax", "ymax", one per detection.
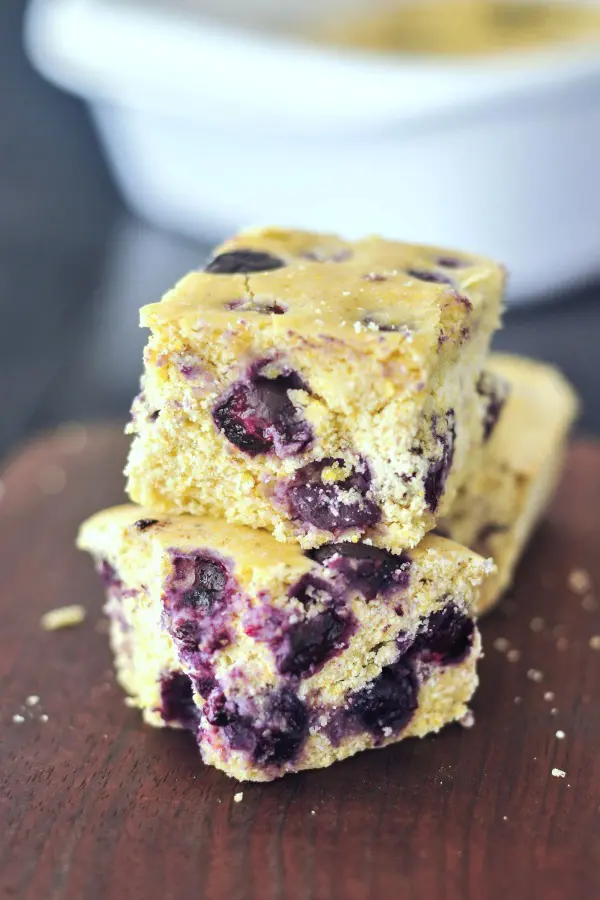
[
  {"xmin": 126, "ymin": 227, "xmax": 505, "ymax": 550},
  {"xmin": 78, "ymin": 504, "xmax": 493, "ymax": 781}
]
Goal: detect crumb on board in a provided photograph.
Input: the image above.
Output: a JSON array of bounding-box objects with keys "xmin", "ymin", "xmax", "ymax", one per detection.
[
  {"xmin": 556, "ymin": 637, "xmax": 569, "ymax": 651},
  {"xmin": 506, "ymin": 649, "xmax": 521, "ymax": 663},
  {"xmin": 589, "ymin": 636, "xmax": 600, "ymax": 651},
  {"xmin": 459, "ymin": 710, "xmax": 475, "ymax": 729},
  {"xmin": 514, "ymin": 696, "xmax": 523, "ymax": 704},
  {"xmin": 544, "ymin": 691, "xmax": 555, "ymax": 702},
  {"xmin": 311, "ymin": 810, "xmax": 316, "ymax": 815},
  {"xmin": 25, "ymin": 695, "xmax": 40, "ymax": 707},
  {"xmin": 493, "ymin": 637, "xmax": 511, "ymax": 653},
  {"xmin": 551, "ymin": 768, "xmax": 566, "ymax": 778},
  {"xmin": 233, "ymin": 792, "xmax": 243, "ymax": 803},
  {"xmin": 12, "ymin": 714, "xmax": 25, "ymax": 724},
  {"xmin": 529, "ymin": 617, "xmax": 545, "ymax": 633},
  {"xmin": 527, "ymin": 669, "xmax": 544, "ymax": 683},
  {"xmin": 40, "ymin": 605, "xmax": 86, "ymax": 631},
  {"xmin": 550, "ymin": 707, "xmax": 559, "ymax": 716},
  {"xmin": 40, "ymin": 714, "xmax": 48, "ymax": 723},
  {"xmin": 556, "ymin": 730, "xmax": 565, "ymax": 739},
  {"xmin": 568, "ymin": 568, "xmax": 592, "ymax": 595}
]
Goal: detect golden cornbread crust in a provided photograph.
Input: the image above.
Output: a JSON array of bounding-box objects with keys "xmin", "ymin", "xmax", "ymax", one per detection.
[{"xmin": 126, "ymin": 227, "xmax": 504, "ymax": 550}]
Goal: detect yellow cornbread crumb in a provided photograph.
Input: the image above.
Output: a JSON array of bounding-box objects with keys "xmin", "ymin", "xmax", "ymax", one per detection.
[{"xmin": 40, "ymin": 604, "xmax": 86, "ymax": 631}]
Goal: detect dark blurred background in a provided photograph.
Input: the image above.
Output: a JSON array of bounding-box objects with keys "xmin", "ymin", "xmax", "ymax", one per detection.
[{"xmin": 1, "ymin": 0, "xmax": 599, "ymax": 458}]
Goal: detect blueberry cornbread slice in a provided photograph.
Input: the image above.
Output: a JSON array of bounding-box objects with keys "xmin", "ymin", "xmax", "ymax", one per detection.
[
  {"xmin": 440, "ymin": 354, "xmax": 578, "ymax": 614},
  {"xmin": 126, "ymin": 227, "xmax": 505, "ymax": 551},
  {"xmin": 78, "ymin": 505, "xmax": 492, "ymax": 781}
]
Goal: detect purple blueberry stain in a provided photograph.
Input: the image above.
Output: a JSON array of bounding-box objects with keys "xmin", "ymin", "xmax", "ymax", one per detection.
[
  {"xmin": 159, "ymin": 671, "xmax": 199, "ymax": 729},
  {"xmin": 407, "ymin": 268, "xmax": 454, "ymax": 285},
  {"xmin": 205, "ymin": 249, "xmax": 285, "ymax": 274},
  {"xmin": 410, "ymin": 604, "xmax": 474, "ymax": 666},
  {"xmin": 308, "ymin": 543, "xmax": 411, "ymax": 601},
  {"xmin": 477, "ymin": 372, "xmax": 509, "ymax": 441},
  {"xmin": 225, "ymin": 298, "xmax": 287, "ymax": 315},
  {"xmin": 97, "ymin": 559, "xmax": 122, "ymax": 591},
  {"xmin": 213, "ymin": 363, "xmax": 313, "ymax": 458},
  {"xmin": 285, "ymin": 458, "xmax": 381, "ymax": 535},
  {"xmin": 423, "ymin": 410, "xmax": 456, "ymax": 512}
]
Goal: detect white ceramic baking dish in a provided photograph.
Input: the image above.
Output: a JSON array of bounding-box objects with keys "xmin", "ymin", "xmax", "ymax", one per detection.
[{"xmin": 25, "ymin": 0, "xmax": 600, "ymax": 301}]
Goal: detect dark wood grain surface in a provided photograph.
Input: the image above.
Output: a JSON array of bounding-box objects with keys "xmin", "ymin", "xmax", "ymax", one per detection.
[{"xmin": 1, "ymin": 427, "xmax": 600, "ymax": 900}]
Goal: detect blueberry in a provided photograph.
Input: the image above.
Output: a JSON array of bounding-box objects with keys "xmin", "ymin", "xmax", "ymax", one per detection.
[
  {"xmin": 423, "ymin": 411, "xmax": 456, "ymax": 512},
  {"xmin": 436, "ymin": 255, "xmax": 468, "ymax": 269},
  {"xmin": 477, "ymin": 372, "xmax": 508, "ymax": 442},
  {"xmin": 276, "ymin": 609, "xmax": 350, "ymax": 678},
  {"xmin": 411, "ymin": 604, "xmax": 474, "ymax": 666},
  {"xmin": 253, "ymin": 689, "xmax": 308, "ymax": 766},
  {"xmin": 159, "ymin": 671, "xmax": 198, "ymax": 729},
  {"xmin": 309, "ymin": 542, "xmax": 411, "ymax": 600},
  {"xmin": 221, "ymin": 689, "xmax": 308, "ymax": 767},
  {"xmin": 213, "ymin": 383, "xmax": 271, "ymax": 455},
  {"xmin": 287, "ymin": 458, "xmax": 381, "ymax": 533},
  {"xmin": 407, "ymin": 268, "xmax": 453, "ymax": 285},
  {"xmin": 182, "ymin": 559, "xmax": 228, "ymax": 611},
  {"xmin": 349, "ymin": 661, "xmax": 417, "ymax": 739},
  {"xmin": 213, "ymin": 368, "xmax": 312, "ymax": 458},
  {"xmin": 134, "ymin": 518, "xmax": 160, "ymax": 531},
  {"xmin": 205, "ymin": 249, "xmax": 285, "ymax": 274}
]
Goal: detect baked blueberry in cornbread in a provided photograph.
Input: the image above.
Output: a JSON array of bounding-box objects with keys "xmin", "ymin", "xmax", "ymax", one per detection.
[
  {"xmin": 78, "ymin": 505, "xmax": 492, "ymax": 781},
  {"xmin": 126, "ymin": 227, "xmax": 505, "ymax": 551}
]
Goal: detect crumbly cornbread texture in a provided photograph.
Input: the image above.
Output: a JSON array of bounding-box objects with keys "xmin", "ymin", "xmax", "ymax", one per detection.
[
  {"xmin": 441, "ymin": 354, "xmax": 578, "ymax": 613},
  {"xmin": 126, "ymin": 227, "xmax": 504, "ymax": 551},
  {"xmin": 78, "ymin": 505, "xmax": 492, "ymax": 781}
]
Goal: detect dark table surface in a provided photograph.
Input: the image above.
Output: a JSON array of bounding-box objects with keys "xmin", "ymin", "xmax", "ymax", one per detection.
[
  {"xmin": 1, "ymin": 1, "xmax": 599, "ymax": 460},
  {"xmin": 2, "ymin": 430, "xmax": 600, "ymax": 900}
]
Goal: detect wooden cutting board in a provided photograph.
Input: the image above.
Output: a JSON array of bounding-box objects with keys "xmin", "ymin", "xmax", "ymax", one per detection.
[{"xmin": 1, "ymin": 427, "xmax": 599, "ymax": 900}]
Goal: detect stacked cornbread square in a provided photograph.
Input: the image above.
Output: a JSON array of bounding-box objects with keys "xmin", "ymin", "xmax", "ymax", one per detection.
[{"xmin": 78, "ymin": 227, "xmax": 576, "ymax": 781}]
